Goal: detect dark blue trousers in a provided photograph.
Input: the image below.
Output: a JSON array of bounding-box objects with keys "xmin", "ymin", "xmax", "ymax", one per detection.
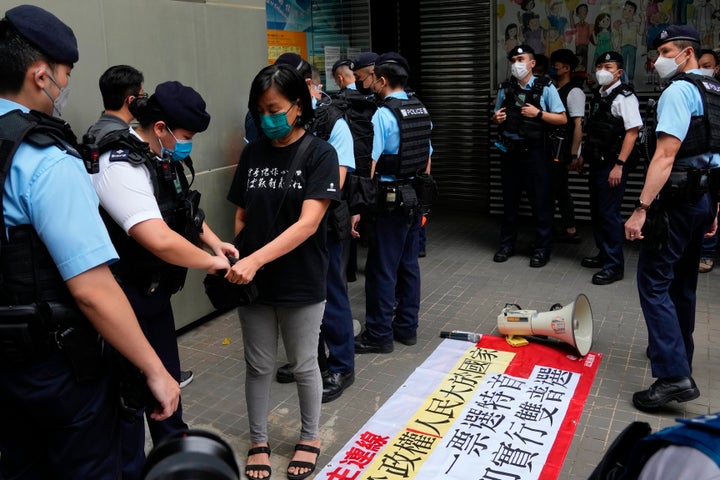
[
  {"xmin": 499, "ymin": 141, "xmax": 553, "ymax": 254},
  {"xmin": 638, "ymin": 193, "xmax": 715, "ymax": 379},
  {"xmin": 319, "ymin": 237, "xmax": 355, "ymax": 374},
  {"xmin": 120, "ymin": 285, "xmax": 188, "ymax": 480},
  {"xmin": 364, "ymin": 209, "xmax": 421, "ymax": 345},
  {"xmin": 0, "ymin": 350, "xmax": 121, "ymax": 479},
  {"xmin": 589, "ymin": 163, "xmax": 630, "ymax": 272}
]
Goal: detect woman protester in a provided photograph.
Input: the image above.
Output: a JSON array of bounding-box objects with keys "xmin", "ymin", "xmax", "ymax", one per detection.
[{"xmin": 226, "ymin": 64, "xmax": 340, "ymax": 480}]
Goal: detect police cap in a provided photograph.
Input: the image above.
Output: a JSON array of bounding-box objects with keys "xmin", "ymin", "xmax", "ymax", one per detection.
[
  {"xmin": 550, "ymin": 48, "xmax": 579, "ymax": 70},
  {"xmin": 595, "ymin": 51, "xmax": 624, "ymax": 68},
  {"xmin": 154, "ymin": 81, "xmax": 211, "ymax": 133},
  {"xmin": 375, "ymin": 52, "xmax": 410, "ymax": 74},
  {"xmin": 653, "ymin": 24, "xmax": 701, "ymax": 49},
  {"xmin": 274, "ymin": 52, "xmax": 306, "ymax": 71},
  {"xmin": 3, "ymin": 5, "xmax": 78, "ymax": 64},
  {"xmin": 351, "ymin": 52, "xmax": 378, "ymax": 70},
  {"xmin": 507, "ymin": 44, "xmax": 535, "ymax": 60}
]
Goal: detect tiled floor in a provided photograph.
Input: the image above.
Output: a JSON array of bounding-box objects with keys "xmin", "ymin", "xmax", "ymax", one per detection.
[{"xmin": 176, "ymin": 208, "xmax": 720, "ymax": 479}]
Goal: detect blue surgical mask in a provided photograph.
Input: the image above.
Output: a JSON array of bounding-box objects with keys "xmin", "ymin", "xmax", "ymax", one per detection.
[
  {"xmin": 162, "ymin": 127, "xmax": 193, "ymax": 161},
  {"xmin": 260, "ymin": 103, "xmax": 295, "ymax": 140}
]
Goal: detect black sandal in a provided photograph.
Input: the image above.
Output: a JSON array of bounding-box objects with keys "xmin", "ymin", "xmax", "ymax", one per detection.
[
  {"xmin": 245, "ymin": 445, "xmax": 271, "ymax": 480},
  {"xmin": 287, "ymin": 443, "xmax": 320, "ymax": 480}
]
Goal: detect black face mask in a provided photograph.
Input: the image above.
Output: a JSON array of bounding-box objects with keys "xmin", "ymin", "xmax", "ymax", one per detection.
[{"xmin": 355, "ymin": 79, "xmax": 372, "ymax": 95}]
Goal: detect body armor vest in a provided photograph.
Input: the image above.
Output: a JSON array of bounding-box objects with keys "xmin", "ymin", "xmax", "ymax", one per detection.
[
  {"xmin": 671, "ymin": 73, "xmax": 720, "ymax": 160},
  {"xmin": 0, "ymin": 110, "xmax": 82, "ymax": 307},
  {"xmin": 554, "ymin": 81, "xmax": 582, "ymax": 163},
  {"xmin": 375, "ymin": 96, "xmax": 432, "ymax": 179},
  {"xmin": 331, "ymin": 88, "xmax": 377, "ymax": 178},
  {"xmin": 585, "ymin": 84, "xmax": 633, "ymax": 161},
  {"xmin": 97, "ymin": 132, "xmax": 204, "ymax": 294},
  {"xmin": 500, "ymin": 76, "xmax": 550, "ymax": 142}
]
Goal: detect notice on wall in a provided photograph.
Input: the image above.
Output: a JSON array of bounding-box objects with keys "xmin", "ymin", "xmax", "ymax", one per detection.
[{"xmin": 267, "ymin": 29, "xmax": 308, "ymax": 65}]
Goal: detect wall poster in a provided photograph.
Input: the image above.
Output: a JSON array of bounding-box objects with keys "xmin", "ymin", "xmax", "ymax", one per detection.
[{"xmin": 495, "ymin": 0, "xmax": 720, "ymax": 92}]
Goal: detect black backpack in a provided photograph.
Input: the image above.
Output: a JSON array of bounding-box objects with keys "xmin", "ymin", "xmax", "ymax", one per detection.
[{"xmin": 331, "ymin": 88, "xmax": 377, "ymax": 177}]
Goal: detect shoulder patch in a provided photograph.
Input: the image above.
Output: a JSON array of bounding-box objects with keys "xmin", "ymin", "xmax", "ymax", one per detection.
[{"xmin": 109, "ymin": 148, "xmax": 131, "ymax": 163}]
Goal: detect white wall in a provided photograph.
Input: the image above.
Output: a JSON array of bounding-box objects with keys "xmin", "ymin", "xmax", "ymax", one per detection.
[{"xmin": 1, "ymin": 0, "xmax": 269, "ymax": 327}]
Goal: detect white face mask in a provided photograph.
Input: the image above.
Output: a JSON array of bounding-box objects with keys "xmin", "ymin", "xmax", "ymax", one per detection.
[
  {"xmin": 700, "ymin": 67, "xmax": 716, "ymax": 77},
  {"xmin": 511, "ymin": 62, "xmax": 530, "ymax": 80},
  {"xmin": 41, "ymin": 71, "xmax": 70, "ymax": 117},
  {"xmin": 654, "ymin": 50, "xmax": 688, "ymax": 79},
  {"xmin": 595, "ymin": 69, "xmax": 615, "ymax": 86}
]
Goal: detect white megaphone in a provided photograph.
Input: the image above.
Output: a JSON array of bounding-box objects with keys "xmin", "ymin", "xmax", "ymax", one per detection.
[{"xmin": 496, "ymin": 294, "xmax": 593, "ymax": 357}]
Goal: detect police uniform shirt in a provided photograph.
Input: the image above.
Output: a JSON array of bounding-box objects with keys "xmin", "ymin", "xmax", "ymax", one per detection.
[
  {"xmin": 566, "ymin": 86, "xmax": 586, "ymax": 118},
  {"xmin": 656, "ymin": 68, "xmax": 720, "ymax": 169},
  {"xmin": 493, "ymin": 76, "xmax": 566, "ymax": 114},
  {"xmin": 327, "ymin": 117, "xmax": 356, "ymax": 171},
  {"xmin": 599, "ymin": 80, "xmax": 643, "ymax": 130},
  {"xmin": 0, "ymin": 98, "xmax": 118, "ymax": 280},
  {"xmin": 91, "ymin": 127, "xmax": 163, "ymax": 233}
]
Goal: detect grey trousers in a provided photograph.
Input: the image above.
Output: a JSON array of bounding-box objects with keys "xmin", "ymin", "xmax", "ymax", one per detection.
[{"xmin": 239, "ymin": 301, "xmax": 324, "ymax": 443}]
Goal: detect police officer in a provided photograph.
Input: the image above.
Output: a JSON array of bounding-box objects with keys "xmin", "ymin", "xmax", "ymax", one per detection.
[
  {"xmin": 87, "ymin": 64, "xmax": 145, "ymax": 141},
  {"xmin": 332, "ymin": 58, "xmax": 356, "ymax": 91},
  {"xmin": 581, "ymin": 51, "xmax": 642, "ymax": 285},
  {"xmin": 492, "ymin": 44, "xmax": 567, "ymax": 267},
  {"xmin": 549, "ymin": 48, "xmax": 584, "ymax": 244},
  {"xmin": 351, "ymin": 51, "xmax": 379, "ymax": 98},
  {"xmin": 0, "ymin": 5, "xmax": 179, "ymax": 478},
  {"xmin": 354, "ymin": 52, "xmax": 432, "ymax": 354},
  {"xmin": 625, "ymin": 25, "xmax": 720, "ymax": 410},
  {"xmin": 91, "ymin": 81, "xmax": 236, "ymax": 478}
]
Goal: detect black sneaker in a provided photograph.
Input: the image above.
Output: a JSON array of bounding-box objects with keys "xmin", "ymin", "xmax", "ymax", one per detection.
[{"xmin": 179, "ymin": 370, "xmax": 194, "ymax": 388}]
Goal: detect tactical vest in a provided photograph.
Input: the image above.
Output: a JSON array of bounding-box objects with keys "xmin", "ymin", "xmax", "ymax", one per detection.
[
  {"xmin": 584, "ymin": 83, "xmax": 634, "ymax": 161},
  {"xmin": 375, "ymin": 96, "xmax": 432, "ymax": 179},
  {"xmin": 308, "ymin": 102, "xmax": 345, "ymax": 143},
  {"xmin": 96, "ymin": 131, "xmax": 204, "ymax": 295},
  {"xmin": 554, "ymin": 81, "xmax": 583, "ymax": 162},
  {"xmin": 331, "ymin": 88, "xmax": 377, "ymax": 178},
  {"xmin": 500, "ymin": 76, "xmax": 551, "ymax": 142},
  {"xmin": 0, "ymin": 109, "xmax": 83, "ymax": 307},
  {"xmin": 671, "ymin": 73, "xmax": 720, "ymax": 160}
]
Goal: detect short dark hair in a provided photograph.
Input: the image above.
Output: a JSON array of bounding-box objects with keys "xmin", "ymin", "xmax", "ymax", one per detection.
[
  {"xmin": 248, "ymin": 64, "xmax": 314, "ymax": 130},
  {"xmin": 625, "ymin": 1, "xmax": 638, "ymax": 13},
  {"xmin": 99, "ymin": 65, "xmax": 144, "ymax": 110},
  {"xmin": 576, "ymin": 3, "xmax": 588, "ymax": 14},
  {"xmin": 374, "ymin": 62, "xmax": 409, "ymax": 89},
  {"xmin": 700, "ymin": 48, "xmax": 719, "ymax": 66},
  {"xmin": 0, "ymin": 20, "xmax": 55, "ymax": 94}
]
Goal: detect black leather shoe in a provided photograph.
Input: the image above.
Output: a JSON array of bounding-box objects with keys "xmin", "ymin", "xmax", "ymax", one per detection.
[
  {"xmin": 354, "ymin": 337, "xmax": 394, "ymax": 354},
  {"xmin": 592, "ymin": 269, "xmax": 624, "ymax": 285},
  {"xmin": 322, "ymin": 371, "xmax": 355, "ymax": 403},
  {"xmin": 632, "ymin": 377, "xmax": 700, "ymax": 410},
  {"xmin": 394, "ymin": 335, "xmax": 417, "ymax": 346},
  {"xmin": 493, "ymin": 246, "xmax": 515, "ymax": 263},
  {"xmin": 581, "ymin": 254, "xmax": 604, "ymax": 269},
  {"xmin": 276, "ymin": 363, "xmax": 295, "ymax": 383},
  {"xmin": 529, "ymin": 251, "xmax": 549, "ymax": 268}
]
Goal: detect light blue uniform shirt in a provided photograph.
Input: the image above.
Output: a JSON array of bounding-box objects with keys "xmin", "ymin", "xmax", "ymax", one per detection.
[
  {"xmin": 371, "ymin": 91, "xmax": 433, "ymax": 182},
  {"xmin": 1, "ymin": 98, "xmax": 118, "ymax": 280},
  {"xmin": 656, "ymin": 69, "xmax": 720, "ymax": 168}
]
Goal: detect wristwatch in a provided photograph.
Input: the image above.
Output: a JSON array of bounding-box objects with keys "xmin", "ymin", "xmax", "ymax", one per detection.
[
  {"xmin": 635, "ymin": 198, "xmax": 650, "ymax": 211},
  {"xmin": 536, "ymin": 110, "xmax": 543, "ymax": 120},
  {"xmin": 572, "ymin": 154, "xmax": 578, "ymax": 160},
  {"xmin": 615, "ymin": 159, "xmax": 626, "ymax": 166}
]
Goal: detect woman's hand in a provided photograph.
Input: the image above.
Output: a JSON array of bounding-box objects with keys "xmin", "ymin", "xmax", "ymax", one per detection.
[{"xmin": 225, "ymin": 255, "xmax": 262, "ymax": 284}]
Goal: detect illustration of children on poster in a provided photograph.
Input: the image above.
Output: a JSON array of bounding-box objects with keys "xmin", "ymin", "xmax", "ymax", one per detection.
[{"xmin": 496, "ymin": 0, "xmax": 720, "ymax": 91}]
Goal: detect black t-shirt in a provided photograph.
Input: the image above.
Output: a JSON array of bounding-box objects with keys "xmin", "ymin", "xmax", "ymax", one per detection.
[{"xmin": 227, "ymin": 133, "xmax": 340, "ymax": 306}]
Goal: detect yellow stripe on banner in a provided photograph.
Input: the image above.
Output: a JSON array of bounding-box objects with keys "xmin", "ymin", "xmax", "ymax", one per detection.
[{"xmin": 360, "ymin": 347, "xmax": 515, "ymax": 479}]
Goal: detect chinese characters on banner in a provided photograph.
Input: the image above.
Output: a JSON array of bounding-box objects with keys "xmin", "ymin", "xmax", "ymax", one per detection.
[{"xmin": 318, "ymin": 336, "xmax": 601, "ymax": 480}]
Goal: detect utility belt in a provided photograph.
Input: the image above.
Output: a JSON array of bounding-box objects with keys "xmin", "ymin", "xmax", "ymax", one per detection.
[
  {"xmin": 494, "ymin": 135, "xmax": 545, "ymax": 155},
  {"xmin": 0, "ymin": 301, "xmax": 104, "ymax": 381},
  {"xmin": 661, "ymin": 166, "xmax": 720, "ymax": 204},
  {"xmin": 114, "ymin": 265, "xmax": 188, "ymax": 296},
  {"xmin": 378, "ymin": 180, "xmax": 419, "ymax": 222}
]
